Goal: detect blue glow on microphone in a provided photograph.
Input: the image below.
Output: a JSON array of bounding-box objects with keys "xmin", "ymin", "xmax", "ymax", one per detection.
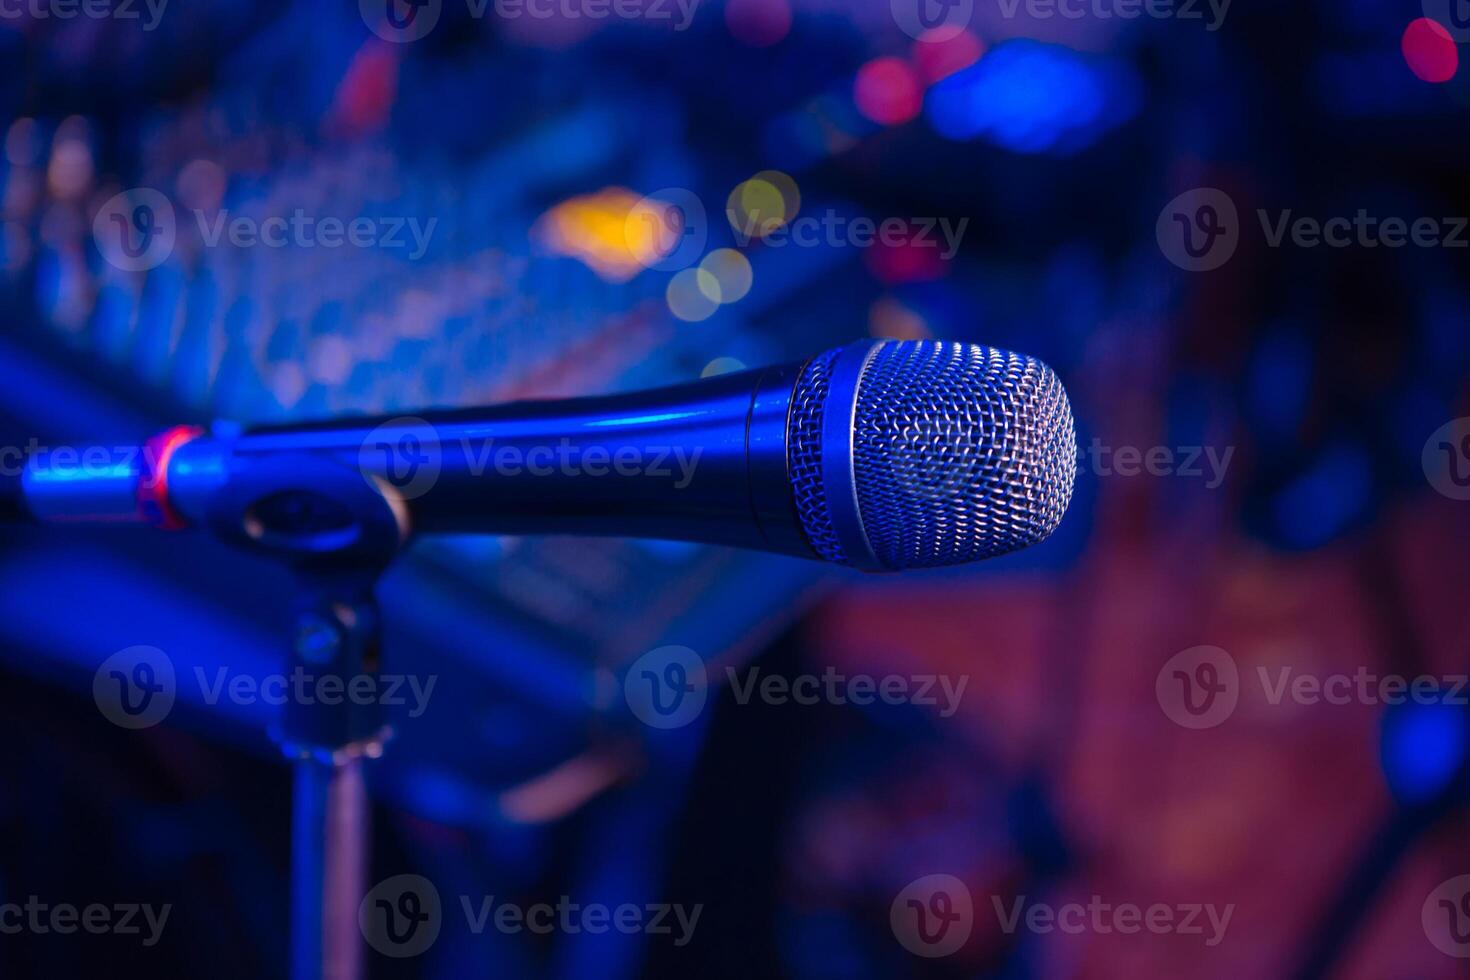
[{"xmin": 587, "ymin": 411, "xmax": 701, "ymax": 427}]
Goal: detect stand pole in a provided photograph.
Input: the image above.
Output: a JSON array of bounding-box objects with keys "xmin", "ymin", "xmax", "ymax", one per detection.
[
  {"xmin": 280, "ymin": 583, "xmax": 390, "ymax": 980},
  {"xmin": 290, "ymin": 758, "xmax": 327, "ymax": 980},
  {"xmin": 291, "ymin": 754, "xmax": 370, "ymax": 980}
]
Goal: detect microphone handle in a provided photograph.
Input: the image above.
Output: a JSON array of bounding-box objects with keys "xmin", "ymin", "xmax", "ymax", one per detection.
[{"xmin": 18, "ymin": 362, "xmax": 817, "ymax": 563}]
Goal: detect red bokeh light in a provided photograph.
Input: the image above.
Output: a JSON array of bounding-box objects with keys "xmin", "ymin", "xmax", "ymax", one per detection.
[
  {"xmin": 1401, "ymin": 18, "xmax": 1458, "ymax": 84},
  {"xmin": 864, "ymin": 229, "xmax": 950, "ymax": 284},
  {"xmin": 854, "ymin": 57, "xmax": 923, "ymax": 127},
  {"xmin": 331, "ymin": 41, "xmax": 399, "ymax": 137},
  {"xmin": 912, "ymin": 28, "xmax": 984, "ymax": 85}
]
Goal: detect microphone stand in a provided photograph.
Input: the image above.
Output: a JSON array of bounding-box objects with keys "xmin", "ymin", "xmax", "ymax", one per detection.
[
  {"xmin": 280, "ymin": 564, "xmax": 390, "ymax": 980},
  {"xmin": 198, "ymin": 451, "xmax": 408, "ymax": 980}
]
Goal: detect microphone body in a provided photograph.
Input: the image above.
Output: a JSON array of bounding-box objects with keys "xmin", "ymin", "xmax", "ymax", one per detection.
[
  {"xmin": 13, "ymin": 340, "xmax": 1078, "ymax": 572},
  {"xmin": 177, "ymin": 361, "xmax": 812, "ymax": 557}
]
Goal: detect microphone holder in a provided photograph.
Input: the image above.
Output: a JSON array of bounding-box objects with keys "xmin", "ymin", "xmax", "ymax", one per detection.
[{"xmin": 200, "ymin": 450, "xmax": 411, "ymax": 980}]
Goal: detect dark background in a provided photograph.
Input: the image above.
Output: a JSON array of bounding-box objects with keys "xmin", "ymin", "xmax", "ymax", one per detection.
[{"xmin": 0, "ymin": 0, "xmax": 1467, "ymax": 976}]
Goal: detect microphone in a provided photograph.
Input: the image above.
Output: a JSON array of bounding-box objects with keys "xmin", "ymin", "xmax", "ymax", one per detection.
[{"xmin": 7, "ymin": 339, "xmax": 1077, "ymax": 571}]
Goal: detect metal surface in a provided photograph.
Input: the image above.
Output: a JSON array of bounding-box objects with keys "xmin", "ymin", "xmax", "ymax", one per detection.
[
  {"xmin": 166, "ymin": 365, "xmax": 816, "ymax": 558},
  {"xmin": 822, "ymin": 340, "xmax": 883, "ymax": 572},
  {"xmin": 851, "ymin": 341, "xmax": 1077, "ymax": 570},
  {"xmin": 292, "ymin": 756, "xmax": 369, "ymax": 980},
  {"xmin": 790, "ymin": 339, "xmax": 1078, "ymax": 571}
]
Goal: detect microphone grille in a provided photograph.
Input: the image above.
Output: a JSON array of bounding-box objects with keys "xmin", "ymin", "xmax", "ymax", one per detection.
[
  {"xmin": 789, "ymin": 340, "xmax": 1077, "ymax": 571},
  {"xmin": 788, "ymin": 346, "xmax": 847, "ymax": 564}
]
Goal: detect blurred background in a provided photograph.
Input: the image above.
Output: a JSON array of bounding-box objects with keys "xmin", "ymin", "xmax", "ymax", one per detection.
[{"xmin": 0, "ymin": 0, "xmax": 1468, "ymax": 976}]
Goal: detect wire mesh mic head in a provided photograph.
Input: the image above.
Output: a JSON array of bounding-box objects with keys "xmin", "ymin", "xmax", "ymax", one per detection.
[{"xmin": 787, "ymin": 340, "xmax": 1076, "ymax": 571}]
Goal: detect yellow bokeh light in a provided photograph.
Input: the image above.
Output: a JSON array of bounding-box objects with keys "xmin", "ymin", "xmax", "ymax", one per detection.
[
  {"xmin": 754, "ymin": 169, "xmax": 800, "ymax": 217},
  {"xmin": 726, "ymin": 169, "xmax": 800, "ymax": 241},
  {"xmin": 533, "ymin": 187, "xmax": 650, "ymax": 283},
  {"xmin": 698, "ymin": 248, "xmax": 753, "ymax": 304},
  {"xmin": 667, "ymin": 268, "xmax": 721, "ymax": 322}
]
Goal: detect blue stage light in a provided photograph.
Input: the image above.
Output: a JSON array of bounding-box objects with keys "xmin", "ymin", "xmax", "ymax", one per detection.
[
  {"xmin": 1381, "ymin": 701, "xmax": 1468, "ymax": 805},
  {"xmin": 925, "ymin": 41, "xmax": 1140, "ymax": 154},
  {"xmin": 1272, "ymin": 442, "xmax": 1371, "ymax": 548}
]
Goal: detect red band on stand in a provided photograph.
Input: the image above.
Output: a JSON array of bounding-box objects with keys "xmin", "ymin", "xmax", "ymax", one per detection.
[{"xmin": 138, "ymin": 425, "xmax": 204, "ymax": 530}]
